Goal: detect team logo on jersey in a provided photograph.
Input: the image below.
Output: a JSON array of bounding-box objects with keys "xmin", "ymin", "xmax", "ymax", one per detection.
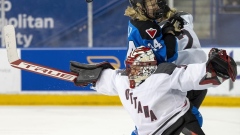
[{"xmin": 146, "ymin": 28, "xmax": 157, "ymax": 39}]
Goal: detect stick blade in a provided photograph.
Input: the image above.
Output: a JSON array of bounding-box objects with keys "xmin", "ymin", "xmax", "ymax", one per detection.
[{"xmin": 2, "ymin": 25, "xmax": 19, "ymax": 63}]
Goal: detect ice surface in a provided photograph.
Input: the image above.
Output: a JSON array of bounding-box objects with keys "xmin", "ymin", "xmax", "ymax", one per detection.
[{"xmin": 0, "ymin": 106, "xmax": 239, "ymax": 135}]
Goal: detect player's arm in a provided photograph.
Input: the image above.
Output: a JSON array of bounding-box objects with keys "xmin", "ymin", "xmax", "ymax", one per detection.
[
  {"xmin": 171, "ymin": 48, "xmax": 237, "ymax": 91},
  {"xmin": 162, "ymin": 33, "xmax": 178, "ymax": 62}
]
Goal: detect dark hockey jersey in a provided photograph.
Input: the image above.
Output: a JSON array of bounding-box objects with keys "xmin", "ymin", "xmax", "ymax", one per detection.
[{"xmin": 126, "ymin": 19, "xmax": 178, "ymax": 63}]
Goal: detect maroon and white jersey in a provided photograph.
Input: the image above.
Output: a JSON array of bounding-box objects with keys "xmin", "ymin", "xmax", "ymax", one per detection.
[
  {"xmin": 93, "ymin": 62, "xmax": 216, "ymax": 135},
  {"xmin": 177, "ymin": 13, "xmax": 201, "ymax": 50},
  {"xmin": 174, "ymin": 13, "xmax": 207, "ymax": 65}
]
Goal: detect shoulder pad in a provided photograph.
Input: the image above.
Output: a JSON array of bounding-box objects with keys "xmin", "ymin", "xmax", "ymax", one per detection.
[{"xmin": 130, "ymin": 19, "xmax": 161, "ymax": 40}]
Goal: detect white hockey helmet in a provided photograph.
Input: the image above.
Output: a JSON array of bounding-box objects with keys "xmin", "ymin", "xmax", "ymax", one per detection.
[{"xmin": 125, "ymin": 46, "xmax": 157, "ymax": 88}]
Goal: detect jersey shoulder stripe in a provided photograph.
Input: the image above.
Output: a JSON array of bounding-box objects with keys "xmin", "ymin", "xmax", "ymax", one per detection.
[
  {"xmin": 118, "ymin": 69, "xmax": 128, "ymax": 76},
  {"xmin": 154, "ymin": 63, "xmax": 177, "ymax": 75}
]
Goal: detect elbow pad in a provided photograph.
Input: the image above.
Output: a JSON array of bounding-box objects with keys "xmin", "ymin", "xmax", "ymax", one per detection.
[{"xmin": 163, "ymin": 34, "xmax": 178, "ymax": 62}]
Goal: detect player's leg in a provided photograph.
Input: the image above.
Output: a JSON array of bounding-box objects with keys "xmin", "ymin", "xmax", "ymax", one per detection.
[
  {"xmin": 162, "ymin": 104, "xmax": 205, "ymax": 135},
  {"xmin": 181, "ymin": 104, "xmax": 205, "ymax": 135},
  {"xmin": 131, "ymin": 126, "xmax": 138, "ymax": 135},
  {"xmin": 187, "ymin": 89, "xmax": 207, "ymax": 109},
  {"xmin": 161, "ymin": 116, "xmax": 185, "ymax": 135}
]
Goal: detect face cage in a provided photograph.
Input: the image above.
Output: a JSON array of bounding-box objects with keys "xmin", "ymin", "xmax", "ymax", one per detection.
[
  {"xmin": 128, "ymin": 65, "xmax": 157, "ymax": 81},
  {"xmin": 143, "ymin": 0, "xmax": 170, "ymax": 20},
  {"xmin": 125, "ymin": 60, "xmax": 157, "ymax": 74}
]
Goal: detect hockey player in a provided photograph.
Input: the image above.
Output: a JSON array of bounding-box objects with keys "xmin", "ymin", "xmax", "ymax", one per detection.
[
  {"xmin": 157, "ymin": 6, "xmax": 209, "ymax": 134},
  {"xmin": 124, "ymin": 0, "xmax": 178, "ymax": 64},
  {"xmin": 70, "ymin": 46, "xmax": 237, "ymax": 135},
  {"xmin": 157, "ymin": 4, "xmax": 209, "ymax": 130},
  {"xmin": 124, "ymin": 1, "xmax": 207, "ymax": 134}
]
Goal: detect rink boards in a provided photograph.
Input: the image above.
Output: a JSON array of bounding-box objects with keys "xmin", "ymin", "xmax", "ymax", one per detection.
[{"xmin": 0, "ymin": 48, "xmax": 239, "ymax": 106}]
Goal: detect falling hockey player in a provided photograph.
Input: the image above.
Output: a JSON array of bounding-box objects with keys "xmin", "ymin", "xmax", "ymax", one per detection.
[
  {"xmin": 70, "ymin": 46, "xmax": 237, "ymax": 135},
  {"xmin": 124, "ymin": 0, "xmax": 209, "ymax": 134}
]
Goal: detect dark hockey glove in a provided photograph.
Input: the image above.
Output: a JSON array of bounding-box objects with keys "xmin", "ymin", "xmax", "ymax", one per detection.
[
  {"xmin": 70, "ymin": 61, "xmax": 114, "ymax": 87},
  {"xmin": 199, "ymin": 48, "xmax": 237, "ymax": 85},
  {"xmin": 160, "ymin": 12, "xmax": 184, "ymax": 36}
]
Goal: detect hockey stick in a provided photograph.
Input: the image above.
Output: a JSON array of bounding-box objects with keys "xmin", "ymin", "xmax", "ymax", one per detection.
[
  {"xmin": 86, "ymin": 0, "xmax": 93, "ymax": 3},
  {"xmin": 2, "ymin": 25, "xmax": 77, "ymax": 82}
]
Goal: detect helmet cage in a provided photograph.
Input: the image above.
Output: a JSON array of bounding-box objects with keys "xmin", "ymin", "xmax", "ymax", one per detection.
[
  {"xmin": 128, "ymin": 65, "xmax": 157, "ymax": 79},
  {"xmin": 145, "ymin": 0, "xmax": 170, "ymax": 19},
  {"xmin": 129, "ymin": 0, "xmax": 143, "ymax": 8},
  {"xmin": 125, "ymin": 46, "xmax": 157, "ymax": 88},
  {"xmin": 129, "ymin": 0, "xmax": 170, "ymax": 20},
  {"xmin": 157, "ymin": 0, "xmax": 170, "ymax": 18}
]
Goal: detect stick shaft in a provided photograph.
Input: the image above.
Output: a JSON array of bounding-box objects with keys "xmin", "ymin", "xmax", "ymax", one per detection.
[{"xmin": 3, "ymin": 25, "xmax": 77, "ymax": 82}]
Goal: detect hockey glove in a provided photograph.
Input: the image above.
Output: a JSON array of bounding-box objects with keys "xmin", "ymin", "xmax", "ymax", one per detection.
[
  {"xmin": 160, "ymin": 12, "xmax": 184, "ymax": 36},
  {"xmin": 199, "ymin": 48, "xmax": 237, "ymax": 85},
  {"xmin": 70, "ymin": 61, "xmax": 114, "ymax": 87}
]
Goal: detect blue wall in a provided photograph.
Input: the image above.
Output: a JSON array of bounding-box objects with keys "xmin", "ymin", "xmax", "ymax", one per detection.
[
  {"xmin": 2, "ymin": 0, "xmax": 240, "ymax": 48},
  {"xmin": 3, "ymin": 0, "xmax": 129, "ymax": 48},
  {"xmin": 21, "ymin": 48, "xmax": 126, "ymax": 91}
]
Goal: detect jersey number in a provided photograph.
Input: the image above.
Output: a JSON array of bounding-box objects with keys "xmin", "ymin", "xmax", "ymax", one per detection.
[
  {"xmin": 151, "ymin": 39, "xmax": 162, "ymax": 51},
  {"xmin": 177, "ymin": 29, "xmax": 193, "ymax": 50}
]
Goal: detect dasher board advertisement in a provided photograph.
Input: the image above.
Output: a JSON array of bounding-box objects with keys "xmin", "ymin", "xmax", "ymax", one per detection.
[{"xmin": 0, "ymin": 48, "xmax": 239, "ymax": 96}]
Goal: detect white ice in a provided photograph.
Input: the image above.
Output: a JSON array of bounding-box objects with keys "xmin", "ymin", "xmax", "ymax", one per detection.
[{"xmin": 0, "ymin": 106, "xmax": 239, "ymax": 135}]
